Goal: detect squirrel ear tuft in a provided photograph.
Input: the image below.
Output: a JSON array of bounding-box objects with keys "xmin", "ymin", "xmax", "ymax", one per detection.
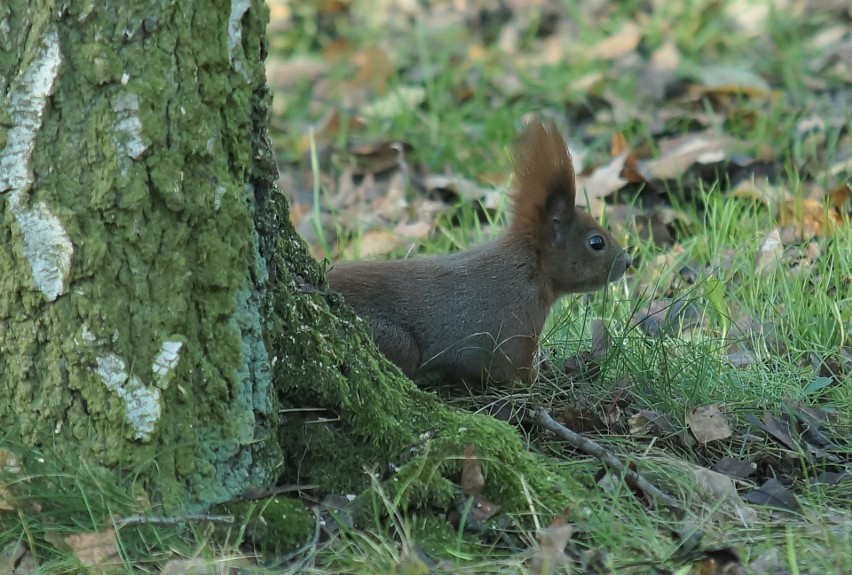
[{"xmin": 510, "ymin": 118, "xmax": 577, "ymax": 233}]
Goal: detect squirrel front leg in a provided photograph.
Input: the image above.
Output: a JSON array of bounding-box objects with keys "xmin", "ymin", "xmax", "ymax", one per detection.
[{"xmin": 365, "ymin": 317, "xmax": 421, "ymax": 378}]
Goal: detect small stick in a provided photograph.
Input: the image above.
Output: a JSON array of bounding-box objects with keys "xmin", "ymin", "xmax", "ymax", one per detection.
[
  {"xmin": 116, "ymin": 514, "xmax": 234, "ymax": 528},
  {"xmin": 531, "ymin": 407, "xmax": 683, "ymax": 511}
]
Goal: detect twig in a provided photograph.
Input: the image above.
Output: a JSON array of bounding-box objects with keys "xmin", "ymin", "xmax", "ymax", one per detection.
[
  {"xmin": 531, "ymin": 407, "xmax": 683, "ymax": 511},
  {"xmin": 238, "ymin": 483, "xmax": 319, "ymax": 501},
  {"xmin": 116, "ymin": 514, "xmax": 234, "ymax": 529}
]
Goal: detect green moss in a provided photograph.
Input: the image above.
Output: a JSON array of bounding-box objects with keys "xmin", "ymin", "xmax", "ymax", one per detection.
[
  {"xmin": 217, "ymin": 496, "xmax": 315, "ymax": 556},
  {"xmin": 410, "ymin": 514, "xmax": 467, "ymax": 560},
  {"xmin": 76, "ymin": 42, "xmax": 122, "ymax": 85}
]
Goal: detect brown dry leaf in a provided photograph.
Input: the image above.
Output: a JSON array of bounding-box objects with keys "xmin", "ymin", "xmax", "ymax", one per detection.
[
  {"xmin": 628, "ymin": 409, "xmax": 676, "ymax": 436},
  {"xmin": 588, "ymin": 21, "xmax": 641, "ymax": 61},
  {"xmin": 776, "ymin": 198, "xmax": 840, "ymax": 239},
  {"xmin": 575, "ymin": 153, "xmax": 628, "ymax": 216},
  {"xmin": 461, "ymin": 445, "xmax": 485, "ymax": 496},
  {"xmin": 527, "ymin": 517, "xmax": 574, "ymax": 575},
  {"xmin": 754, "ymin": 228, "xmax": 783, "ymax": 275},
  {"xmin": 693, "ymin": 468, "xmax": 757, "ymax": 525},
  {"xmin": 687, "ymin": 403, "xmax": 732, "ymax": 444},
  {"xmin": 347, "ymin": 140, "xmax": 411, "ymax": 177},
  {"xmin": 826, "ymin": 182, "xmax": 851, "ymax": 212},
  {"xmin": 610, "ymin": 133, "xmax": 644, "ymax": 183},
  {"xmin": 641, "ymin": 133, "xmax": 737, "ymax": 181},
  {"xmin": 731, "ymin": 177, "xmax": 791, "ymax": 205},
  {"xmin": 590, "ymin": 320, "xmax": 611, "ymax": 359},
  {"xmin": 64, "ymin": 530, "xmax": 119, "ymax": 573}
]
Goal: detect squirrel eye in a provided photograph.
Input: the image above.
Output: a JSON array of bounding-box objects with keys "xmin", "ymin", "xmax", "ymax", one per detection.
[{"xmin": 588, "ymin": 235, "xmax": 606, "ymax": 251}]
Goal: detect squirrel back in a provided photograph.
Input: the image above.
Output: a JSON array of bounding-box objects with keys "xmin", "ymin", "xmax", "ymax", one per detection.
[{"xmin": 327, "ymin": 118, "xmax": 631, "ymax": 385}]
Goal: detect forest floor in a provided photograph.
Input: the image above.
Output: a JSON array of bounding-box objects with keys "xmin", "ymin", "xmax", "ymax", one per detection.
[
  {"xmin": 3, "ymin": 0, "xmax": 851, "ymax": 573},
  {"xmin": 266, "ymin": 0, "xmax": 851, "ymax": 573}
]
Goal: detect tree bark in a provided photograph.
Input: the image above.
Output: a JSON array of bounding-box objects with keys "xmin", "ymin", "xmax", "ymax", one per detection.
[{"xmin": 0, "ymin": 1, "xmax": 281, "ymax": 511}]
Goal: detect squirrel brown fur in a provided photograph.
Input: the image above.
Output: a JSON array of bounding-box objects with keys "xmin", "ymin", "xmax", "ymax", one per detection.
[{"xmin": 327, "ymin": 118, "xmax": 632, "ymax": 385}]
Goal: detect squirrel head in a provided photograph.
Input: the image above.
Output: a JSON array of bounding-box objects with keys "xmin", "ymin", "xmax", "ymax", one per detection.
[{"xmin": 508, "ymin": 118, "xmax": 631, "ymax": 296}]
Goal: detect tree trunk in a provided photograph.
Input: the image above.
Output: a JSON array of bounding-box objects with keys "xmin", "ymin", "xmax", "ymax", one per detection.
[
  {"xmin": 0, "ymin": 1, "xmax": 282, "ymax": 511},
  {"xmin": 1, "ymin": 1, "xmax": 559, "ymax": 517}
]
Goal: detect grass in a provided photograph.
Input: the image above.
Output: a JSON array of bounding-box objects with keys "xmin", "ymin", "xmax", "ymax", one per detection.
[{"xmin": 3, "ymin": 0, "xmax": 851, "ymax": 572}]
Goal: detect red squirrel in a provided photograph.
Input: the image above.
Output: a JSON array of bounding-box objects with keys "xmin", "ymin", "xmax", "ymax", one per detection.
[{"xmin": 328, "ymin": 118, "xmax": 631, "ymax": 385}]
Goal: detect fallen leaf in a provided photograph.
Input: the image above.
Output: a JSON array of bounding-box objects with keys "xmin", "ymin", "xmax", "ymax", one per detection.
[
  {"xmin": 743, "ymin": 478, "xmax": 800, "ymax": 511},
  {"xmin": 527, "ymin": 518, "xmax": 574, "ymax": 575},
  {"xmin": 694, "ymin": 467, "xmax": 757, "ymax": 524},
  {"xmin": 0, "ymin": 541, "xmax": 29, "ymax": 574},
  {"xmin": 590, "ymin": 320, "xmax": 611, "ymax": 359},
  {"xmin": 754, "ymin": 228, "xmax": 783, "ymax": 275},
  {"xmin": 610, "ymin": 133, "xmax": 644, "ymax": 183},
  {"xmin": 725, "ymin": 0, "xmax": 791, "ymax": 36},
  {"xmin": 826, "ymin": 182, "xmax": 851, "ymax": 212},
  {"xmin": 423, "ymin": 173, "xmax": 492, "ymax": 203},
  {"xmin": 346, "ymin": 140, "xmax": 412, "ymax": 177},
  {"xmin": 588, "ymin": 21, "xmax": 642, "ymax": 61},
  {"xmin": 687, "ymin": 404, "xmax": 732, "ymax": 444},
  {"xmin": 340, "ymin": 230, "xmax": 407, "ymax": 260},
  {"xmin": 628, "ymin": 409, "xmax": 676, "ymax": 436},
  {"xmin": 64, "ymin": 529, "xmax": 119, "ymax": 572},
  {"xmin": 575, "ymin": 153, "xmax": 628, "ymax": 216},
  {"xmin": 731, "ymin": 177, "xmax": 791, "ymax": 205},
  {"xmin": 711, "ymin": 456, "xmax": 756, "ymax": 480},
  {"xmin": 776, "ymin": 198, "xmax": 840, "ymax": 239},
  {"xmin": 641, "ymin": 133, "xmax": 737, "ymax": 181}
]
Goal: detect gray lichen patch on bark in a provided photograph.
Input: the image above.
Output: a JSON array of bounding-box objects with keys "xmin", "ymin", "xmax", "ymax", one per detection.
[{"xmin": 0, "ymin": 26, "xmax": 72, "ymax": 302}]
